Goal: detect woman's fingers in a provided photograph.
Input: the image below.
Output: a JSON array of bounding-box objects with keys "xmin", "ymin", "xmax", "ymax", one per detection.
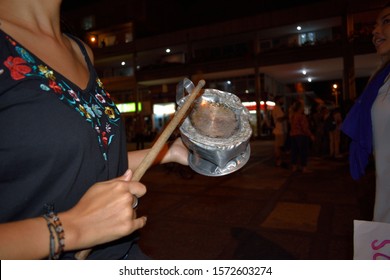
[{"xmin": 63, "ymin": 172, "xmax": 147, "ymax": 250}]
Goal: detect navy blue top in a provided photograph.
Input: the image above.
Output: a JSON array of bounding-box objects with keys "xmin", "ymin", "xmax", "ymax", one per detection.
[{"xmin": 0, "ymin": 29, "xmax": 135, "ymax": 259}]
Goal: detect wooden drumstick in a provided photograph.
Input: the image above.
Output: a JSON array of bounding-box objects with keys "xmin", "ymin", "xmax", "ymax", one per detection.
[
  {"xmin": 132, "ymin": 79, "xmax": 205, "ymax": 181},
  {"xmin": 75, "ymin": 79, "xmax": 205, "ymax": 260}
]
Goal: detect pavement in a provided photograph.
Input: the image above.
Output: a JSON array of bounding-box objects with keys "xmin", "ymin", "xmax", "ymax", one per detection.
[{"xmin": 131, "ymin": 139, "xmax": 376, "ymax": 260}]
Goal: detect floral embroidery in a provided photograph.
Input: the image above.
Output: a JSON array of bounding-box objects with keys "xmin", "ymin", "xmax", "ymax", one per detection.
[
  {"xmin": 101, "ymin": 131, "xmax": 108, "ymax": 147},
  {"xmin": 40, "ymin": 84, "xmax": 50, "ymax": 91},
  {"xmin": 104, "ymin": 107, "xmax": 116, "ymax": 119},
  {"xmin": 96, "ymin": 78, "xmax": 104, "ymax": 88},
  {"xmin": 95, "ymin": 93, "xmax": 105, "ymax": 103},
  {"xmin": 38, "ymin": 65, "xmax": 56, "ymax": 80},
  {"xmin": 68, "ymin": 90, "xmax": 80, "ymax": 101},
  {"xmin": 48, "ymin": 80, "xmax": 63, "ymax": 94},
  {"xmin": 16, "ymin": 46, "xmax": 35, "ymax": 64},
  {"xmin": 2, "ymin": 35, "xmax": 120, "ymax": 161},
  {"xmin": 3, "ymin": 56, "xmax": 31, "ymax": 80},
  {"xmin": 92, "ymin": 104, "xmax": 103, "ymax": 117},
  {"xmin": 78, "ymin": 104, "xmax": 91, "ymax": 118}
]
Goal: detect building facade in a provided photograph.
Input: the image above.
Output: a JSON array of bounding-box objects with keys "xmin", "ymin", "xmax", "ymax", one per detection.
[{"xmin": 61, "ymin": 0, "xmax": 385, "ymax": 139}]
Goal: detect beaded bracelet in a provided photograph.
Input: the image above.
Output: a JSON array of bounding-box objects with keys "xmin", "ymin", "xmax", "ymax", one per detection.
[{"xmin": 42, "ymin": 211, "xmax": 65, "ymax": 260}]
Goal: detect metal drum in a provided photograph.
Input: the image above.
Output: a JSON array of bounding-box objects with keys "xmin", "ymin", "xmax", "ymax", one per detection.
[{"xmin": 176, "ymin": 78, "xmax": 252, "ymax": 176}]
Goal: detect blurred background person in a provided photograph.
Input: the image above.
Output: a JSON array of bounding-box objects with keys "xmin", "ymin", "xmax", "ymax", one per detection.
[
  {"xmin": 289, "ymin": 100, "xmax": 315, "ymax": 173},
  {"xmin": 309, "ymin": 104, "xmax": 326, "ymax": 157},
  {"xmin": 328, "ymin": 107, "xmax": 343, "ymax": 158},
  {"xmin": 271, "ymin": 96, "xmax": 288, "ymax": 167}
]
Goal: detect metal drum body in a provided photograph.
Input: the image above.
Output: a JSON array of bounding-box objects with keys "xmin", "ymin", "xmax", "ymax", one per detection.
[{"xmin": 176, "ymin": 79, "xmax": 252, "ymax": 176}]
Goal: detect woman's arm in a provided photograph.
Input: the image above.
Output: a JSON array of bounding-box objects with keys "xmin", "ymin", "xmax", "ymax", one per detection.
[
  {"xmin": 0, "ymin": 217, "xmax": 51, "ymax": 259},
  {"xmin": 0, "ymin": 170, "xmax": 147, "ymax": 260},
  {"xmin": 127, "ymin": 137, "xmax": 189, "ymax": 171}
]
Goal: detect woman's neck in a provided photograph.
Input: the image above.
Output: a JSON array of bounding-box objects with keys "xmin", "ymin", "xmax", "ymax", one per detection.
[{"xmin": 0, "ymin": 0, "xmax": 62, "ymax": 38}]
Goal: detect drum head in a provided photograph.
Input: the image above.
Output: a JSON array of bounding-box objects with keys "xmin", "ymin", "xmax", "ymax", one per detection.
[
  {"xmin": 176, "ymin": 80, "xmax": 252, "ymax": 177},
  {"xmin": 190, "ymin": 100, "xmax": 239, "ymax": 139}
]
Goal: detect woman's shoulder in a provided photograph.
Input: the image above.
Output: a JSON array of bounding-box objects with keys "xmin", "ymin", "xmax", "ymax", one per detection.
[
  {"xmin": 65, "ymin": 33, "xmax": 94, "ymax": 64},
  {"xmin": 0, "ymin": 30, "xmax": 26, "ymax": 96}
]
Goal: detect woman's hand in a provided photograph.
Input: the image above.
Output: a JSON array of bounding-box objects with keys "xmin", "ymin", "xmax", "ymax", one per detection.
[
  {"xmin": 162, "ymin": 137, "xmax": 189, "ymax": 166},
  {"xmin": 60, "ymin": 169, "xmax": 147, "ymax": 251}
]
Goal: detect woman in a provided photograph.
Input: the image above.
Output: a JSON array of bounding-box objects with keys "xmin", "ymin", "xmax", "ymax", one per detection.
[
  {"xmin": 271, "ymin": 96, "xmax": 288, "ymax": 167},
  {"xmin": 342, "ymin": 2, "xmax": 390, "ymax": 223},
  {"xmin": 289, "ymin": 100, "xmax": 315, "ymax": 173},
  {"xmin": 0, "ymin": 0, "xmax": 189, "ymax": 259}
]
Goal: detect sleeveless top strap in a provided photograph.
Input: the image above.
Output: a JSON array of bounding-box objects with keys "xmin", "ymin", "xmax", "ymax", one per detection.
[{"xmin": 65, "ymin": 33, "xmax": 94, "ymax": 69}]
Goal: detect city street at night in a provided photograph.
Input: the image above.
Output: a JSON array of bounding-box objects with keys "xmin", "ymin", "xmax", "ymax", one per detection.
[{"xmin": 134, "ymin": 139, "xmax": 375, "ymax": 260}]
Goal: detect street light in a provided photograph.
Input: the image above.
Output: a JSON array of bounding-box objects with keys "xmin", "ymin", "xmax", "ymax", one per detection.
[{"xmin": 332, "ymin": 84, "xmax": 340, "ymax": 106}]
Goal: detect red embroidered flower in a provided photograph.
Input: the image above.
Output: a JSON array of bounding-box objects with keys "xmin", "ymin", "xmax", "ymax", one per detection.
[
  {"xmin": 48, "ymin": 80, "xmax": 63, "ymax": 94},
  {"xmin": 101, "ymin": 131, "xmax": 108, "ymax": 147},
  {"xmin": 3, "ymin": 56, "xmax": 31, "ymax": 80}
]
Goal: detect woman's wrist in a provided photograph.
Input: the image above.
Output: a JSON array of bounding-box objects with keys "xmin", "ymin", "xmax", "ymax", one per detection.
[
  {"xmin": 42, "ymin": 211, "xmax": 65, "ymax": 259},
  {"xmin": 56, "ymin": 211, "xmax": 82, "ymax": 252}
]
